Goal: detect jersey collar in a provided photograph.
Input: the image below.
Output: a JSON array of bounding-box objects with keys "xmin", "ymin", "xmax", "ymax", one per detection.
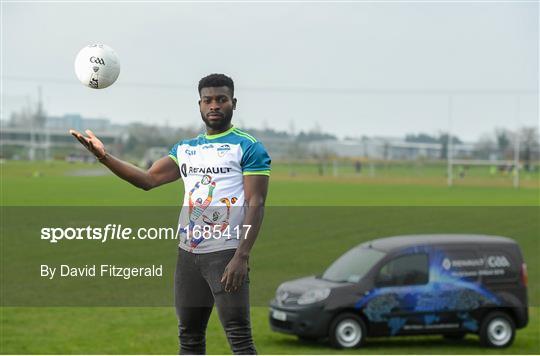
[{"xmin": 204, "ymin": 125, "xmax": 235, "ymax": 139}]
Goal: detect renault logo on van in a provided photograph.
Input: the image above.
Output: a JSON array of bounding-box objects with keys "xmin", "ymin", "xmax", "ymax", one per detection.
[{"xmin": 442, "ymin": 258, "xmax": 451, "ymax": 270}]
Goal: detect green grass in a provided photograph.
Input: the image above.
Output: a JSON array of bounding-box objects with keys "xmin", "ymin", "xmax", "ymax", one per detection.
[
  {"xmin": 1, "ymin": 160, "xmax": 539, "ymax": 354},
  {"xmin": 2, "ymin": 307, "xmax": 538, "ymax": 354},
  {"xmin": 1, "ymin": 161, "xmax": 539, "ymax": 206}
]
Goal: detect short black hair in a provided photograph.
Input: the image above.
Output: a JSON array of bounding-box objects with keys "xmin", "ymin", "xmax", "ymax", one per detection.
[{"xmin": 198, "ymin": 73, "xmax": 234, "ymax": 97}]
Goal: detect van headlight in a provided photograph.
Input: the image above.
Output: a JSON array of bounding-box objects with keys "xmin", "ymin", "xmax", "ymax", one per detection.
[
  {"xmin": 275, "ymin": 286, "xmax": 288, "ymax": 303},
  {"xmin": 297, "ymin": 288, "xmax": 331, "ymax": 305}
]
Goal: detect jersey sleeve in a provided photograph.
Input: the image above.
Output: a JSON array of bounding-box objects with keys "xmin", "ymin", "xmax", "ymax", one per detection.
[
  {"xmin": 241, "ymin": 141, "xmax": 271, "ymax": 176},
  {"xmin": 168, "ymin": 142, "xmax": 180, "ymax": 166}
]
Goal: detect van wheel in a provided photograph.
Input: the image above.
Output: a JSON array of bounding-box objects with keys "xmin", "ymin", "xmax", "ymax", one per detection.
[
  {"xmin": 479, "ymin": 311, "xmax": 515, "ymax": 348},
  {"xmin": 443, "ymin": 332, "xmax": 466, "ymax": 340},
  {"xmin": 329, "ymin": 313, "xmax": 366, "ymax": 349}
]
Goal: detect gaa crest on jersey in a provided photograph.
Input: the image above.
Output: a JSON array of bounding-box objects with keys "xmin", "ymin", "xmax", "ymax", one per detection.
[{"xmin": 217, "ymin": 144, "xmax": 231, "ymax": 157}]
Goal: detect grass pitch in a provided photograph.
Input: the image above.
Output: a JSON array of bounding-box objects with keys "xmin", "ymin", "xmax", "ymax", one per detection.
[{"xmin": 1, "ymin": 160, "xmax": 539, "ymax": 354}]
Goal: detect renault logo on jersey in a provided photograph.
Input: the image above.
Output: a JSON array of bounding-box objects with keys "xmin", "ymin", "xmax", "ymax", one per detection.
[
  {"xmin": 189, "ymin": 166, "xmax": 232, "ymax": 175},
  {"xmin": 180, "ymin": 163, "xmax": 187, "ymax": 177},
  {"xmin": 90, "ymin": 56, "xmax": 105, "ymax": 65},
  {"xmin": 180, "ymin": 164, "xmax": 232, "ymax": 178},
  {"xmin": 217, "ymin": 144, "xmax": 231, "ymax": 157}
]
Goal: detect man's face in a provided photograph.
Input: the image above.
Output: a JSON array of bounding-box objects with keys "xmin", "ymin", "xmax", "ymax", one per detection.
[{"xmin": 199, "ymin": 86, "xmax": 236, "ymax": 131}]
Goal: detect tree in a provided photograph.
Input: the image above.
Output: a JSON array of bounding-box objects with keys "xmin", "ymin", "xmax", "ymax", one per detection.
[
  {"xmin": 519, "ymin": 127, "xmax": 539, "ymax": 171},
  {"xmin": 438, "ymin": 133, "xmax": 462, "ymax": 159},
  {"xmin": 405, "ymin": 133, "xmax": 439, "ymax": 144},
  {"xmin": 495, "ymin": 128, "xmax": 511, "ymax": 159},
  {"xmin": 474, "ymin": 134, "xmax": 497, "ymax": 160}
]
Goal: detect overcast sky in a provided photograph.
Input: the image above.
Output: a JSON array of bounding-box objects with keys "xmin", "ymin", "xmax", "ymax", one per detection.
[{"xmin": 2, "ymin": 1, "xmax": 538, "ymax": 141}]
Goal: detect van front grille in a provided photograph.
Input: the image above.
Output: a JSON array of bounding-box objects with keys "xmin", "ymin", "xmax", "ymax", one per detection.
[{"xmin": 270, "ymin": 318, "xmax": 293, "ymax": 330}]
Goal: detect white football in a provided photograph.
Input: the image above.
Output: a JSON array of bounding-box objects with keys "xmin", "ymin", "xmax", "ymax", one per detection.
[{"xmin": 74, "ymin": 44, "xmax": 120, "ymax": 89}]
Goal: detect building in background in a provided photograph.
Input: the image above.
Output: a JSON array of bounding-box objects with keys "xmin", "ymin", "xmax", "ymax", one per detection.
[
  {"xmin": 307, "ymin": 137, "xmax": 475, "ymax": 160},
  {"xmin": 1, "ymin": 113, "xmax": 125, "ymax": 160},
  {"xmin": 1, "ymin": 111, "xmax": 536, "ymax": 167}
]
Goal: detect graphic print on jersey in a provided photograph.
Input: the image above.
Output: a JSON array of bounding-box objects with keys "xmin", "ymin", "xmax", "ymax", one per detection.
[{"xmin": 180, "ymin": 175, "xmax": 239, "ymax": 249}]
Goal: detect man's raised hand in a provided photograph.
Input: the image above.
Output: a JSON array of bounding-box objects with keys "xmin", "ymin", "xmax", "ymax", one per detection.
[
  {"xmin": 68, "ymin": 129, "xmax": 180, "ymax": 190},
  {"xmin": 69, "ymin": 129, "xmax": 106, "ymax": 159}
]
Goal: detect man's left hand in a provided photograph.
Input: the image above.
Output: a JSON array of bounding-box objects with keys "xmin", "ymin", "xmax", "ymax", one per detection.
[{"xmin": 221, "ymin": 256, "xmax": 248, "ymax": 292}]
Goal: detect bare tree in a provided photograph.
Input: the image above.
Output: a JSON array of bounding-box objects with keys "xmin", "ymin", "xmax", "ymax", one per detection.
[
  {"xmin": 474, "ymin": 133, "xmax": 497, "ymax": 160},
  {"xmin": 495, "ymin": 128, "xmax": 511, "ymax": 159},
  {"xmin": 519, "ymin": 127, "xmax": 540, "ymax": 171}
]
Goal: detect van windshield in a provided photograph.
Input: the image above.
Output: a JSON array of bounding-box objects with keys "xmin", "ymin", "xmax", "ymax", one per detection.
[{"xmin": 322, "ymin": 247, "xmax": 386, "ymax": 283}]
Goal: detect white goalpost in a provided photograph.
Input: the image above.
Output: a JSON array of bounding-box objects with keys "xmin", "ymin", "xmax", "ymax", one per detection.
[{"xmin": 446, "ymin": 95, "xmax": 523, "ymax": 188}]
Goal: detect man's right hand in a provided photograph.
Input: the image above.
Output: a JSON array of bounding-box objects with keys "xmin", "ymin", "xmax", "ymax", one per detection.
[
  {"xmin": 68, "ymin": 128, "xmax": 180, "ymax": 191},
  {"xmin": 69, "ymin": 129, "xmax": 106, "ymax": 159}
]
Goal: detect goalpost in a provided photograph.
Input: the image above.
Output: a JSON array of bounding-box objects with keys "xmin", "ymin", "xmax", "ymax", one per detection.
[
  {"xmin": 446, "ymin": 95, "xmax": 523, "ymax": 188},
  {"xmin": 447, "ymin": 136, "xmax": 521, "ymax": 188}
]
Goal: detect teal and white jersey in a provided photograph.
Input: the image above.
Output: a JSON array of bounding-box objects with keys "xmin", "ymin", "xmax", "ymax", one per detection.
[{"xmin": 168, "ymin": 126, "xmax": 271, "ymax": 253}]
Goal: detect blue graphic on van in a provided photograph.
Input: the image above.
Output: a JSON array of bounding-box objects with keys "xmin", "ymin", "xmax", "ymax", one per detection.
[
  {"xmin": 424, "ymin": 314, "xmax": 439, "ymax": 325},
  {"xmin": 388, "ymin": 317, "xmax": 407, "ymax": 335},
  {"xmin": 363, "ymin": 294, "xmax": 400, "ymax": 322},
  {"xmin": 355, "ymin": 247, "xmax": 500, "ymax": 335},
  {"xmin": 458, "ymin": 312, "xmax": 479, "ymax": 331}
]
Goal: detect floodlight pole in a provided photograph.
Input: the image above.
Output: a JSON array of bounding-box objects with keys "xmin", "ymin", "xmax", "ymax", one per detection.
[{"xmin": 447, "ymin": 95, "xmax": 453, "ymax": 187}]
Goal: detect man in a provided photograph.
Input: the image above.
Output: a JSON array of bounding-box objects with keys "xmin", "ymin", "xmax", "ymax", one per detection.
[{"xmin": 70, "ymin": 73, "xmax": 270, "ymax": 354}]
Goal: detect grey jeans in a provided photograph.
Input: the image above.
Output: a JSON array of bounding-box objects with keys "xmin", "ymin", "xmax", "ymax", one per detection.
[{"xmin": 174, "ymin": 247, "xmax": 257, "ymax": 355}]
